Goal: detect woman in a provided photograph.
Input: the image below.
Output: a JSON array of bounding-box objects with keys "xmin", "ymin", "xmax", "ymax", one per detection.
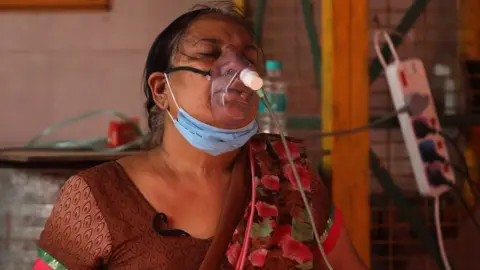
[{"xmin": 34, "ymin": 3, "xmax": 367, "ymax": 270}]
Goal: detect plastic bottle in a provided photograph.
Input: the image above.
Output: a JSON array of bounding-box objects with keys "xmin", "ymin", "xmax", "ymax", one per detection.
[{"xmin": 257, "ymin": 60, "xmax": 288, "ymax": 135}]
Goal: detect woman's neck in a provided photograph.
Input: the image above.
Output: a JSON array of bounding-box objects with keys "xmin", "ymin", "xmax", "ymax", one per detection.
[{"xmin": 151, "ymin": 127, "xmax": 240, "ymax": 177}]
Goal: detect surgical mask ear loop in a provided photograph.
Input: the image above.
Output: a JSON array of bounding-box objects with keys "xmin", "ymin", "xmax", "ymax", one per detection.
[
  {"xmin": 373, "ymin": 30, "xmax": 401, "ymax": 69},
  {"xmin": 164, "ymin": 68, "xmax": 212, "ymax": 120},
  {"xmin": 164, "ymin": 73, "xmax": 180, "ymax": 121}
]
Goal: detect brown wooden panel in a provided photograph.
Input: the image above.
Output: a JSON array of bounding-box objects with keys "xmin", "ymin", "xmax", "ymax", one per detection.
[
  {"xmin": 330, "ymin": 0, "xmax": 371, "ymax": 266},
  {"xmin": 0, "ymin": 0, "xmax": 110, "ymax": 10},
  {"xmin": 459, "ymin": 0, "xmax": 480, "ymax": 59}
]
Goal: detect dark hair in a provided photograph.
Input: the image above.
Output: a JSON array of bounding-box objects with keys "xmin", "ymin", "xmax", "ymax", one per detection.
[{"xmin": 143, "ymin": 1, "xmax": 253, "ymax": 146}]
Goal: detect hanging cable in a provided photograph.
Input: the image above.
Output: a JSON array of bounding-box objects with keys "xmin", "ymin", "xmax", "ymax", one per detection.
[
  {"xmin": 439, "ymin": 131, "xmax": 480, "ymax": 203},
  {"xmin": 444, "ymin": 180, "xmax": 480, "ymax": 234},
  {"xmin": 301, "ymin": 0, "xmax": 322, "ymax": 88},
  {"xmin": 303, "ymin": 106, "xmax": 409, "ymax": 140},
  {"xmin": 253, "ymin": 0, "xmax": 266, "ymax": 43},
  {"xmin": 447, "ymin": 162, "xmax": 480, "ymax": 203},
  {"xmin": 438, "ymin": 133, "xmax": 480, "ymax": 234},
  {"xmin": 434, "ymin": 197, "xmax": 452, "ymax": 270}
]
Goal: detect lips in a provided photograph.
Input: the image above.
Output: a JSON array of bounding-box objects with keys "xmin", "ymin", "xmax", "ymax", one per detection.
[
  {"xmin": 225, "ymin": 88, "xmax": 254, "ymax": 104},
  {"xmin": 211, "ymin": 87, "xmax": 255, "ymax": 120}
]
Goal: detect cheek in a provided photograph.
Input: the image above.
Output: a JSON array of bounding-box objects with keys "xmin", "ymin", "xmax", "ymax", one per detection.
[
  {"xmin": 175, "ymin": 78, "xmax": 215, "ymax": 121},
  {"xmin": 172, "ymin": 73, "xmax": 211, "ymax": 103}
]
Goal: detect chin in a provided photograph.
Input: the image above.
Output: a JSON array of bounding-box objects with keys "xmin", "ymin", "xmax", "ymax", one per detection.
[
  {"xmin": 209, "ymin": 92, "xmax": 259, "ymax": 129},
  {"xmin": 210, "ymin": 103, "xmax": 258, "ymax": 129},
  {"xmin": 218, "ymin": 118, "xmax": 255, "ymax": 129},
  {"xmin": 214, "ymin": 111, "xmax": 257, "ymax": 129}
]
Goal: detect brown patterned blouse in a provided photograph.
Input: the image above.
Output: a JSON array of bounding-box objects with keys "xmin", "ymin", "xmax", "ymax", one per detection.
[{"xmin": 34, "ymin": 134, "xmax": 343, "ymax": 270}]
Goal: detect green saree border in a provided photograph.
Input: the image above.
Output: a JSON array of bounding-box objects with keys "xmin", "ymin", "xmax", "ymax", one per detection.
[{"xmin": 37, "ymin": 248, "xmax": 67, "ymax": 270}]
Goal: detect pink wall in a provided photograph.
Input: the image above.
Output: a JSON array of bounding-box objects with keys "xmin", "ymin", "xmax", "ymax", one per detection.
[{"xmin": 0, "ymin": 0, "xmax": 198, "ymax": 147}]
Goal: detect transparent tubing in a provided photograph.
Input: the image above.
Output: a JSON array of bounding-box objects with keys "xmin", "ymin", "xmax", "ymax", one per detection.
[
  {"xmin": 224, "ymin": 70, "xmax": 240, "ymax": 99},
  {"xmin": 257, "ymin": 90, "xmax": 333, "ymax": 270},
  {"xmin": 434, "ymin": 197, "xmax": 452, "ymax": 270}
]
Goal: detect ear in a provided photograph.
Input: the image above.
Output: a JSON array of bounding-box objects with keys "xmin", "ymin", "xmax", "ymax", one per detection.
[{"xmin": 148, "ymin": 72, "xmax": 168, "ymax": 110}]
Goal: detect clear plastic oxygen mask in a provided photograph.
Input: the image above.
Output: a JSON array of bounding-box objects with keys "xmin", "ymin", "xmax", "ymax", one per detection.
[{"xmin": 210, "ymin": 49, "xmax": 263, "ymax": 126}]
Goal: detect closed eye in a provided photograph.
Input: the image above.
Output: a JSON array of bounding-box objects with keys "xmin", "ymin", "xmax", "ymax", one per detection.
[{"xmin": 199, "ymin": 51, "xmax": 221, "ymax": 59}]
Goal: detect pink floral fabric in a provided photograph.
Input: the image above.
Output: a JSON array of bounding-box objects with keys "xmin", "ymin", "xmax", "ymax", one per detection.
[{"xmin": 226, "ymin": 134, "xmax": 342, "ymax": 269}]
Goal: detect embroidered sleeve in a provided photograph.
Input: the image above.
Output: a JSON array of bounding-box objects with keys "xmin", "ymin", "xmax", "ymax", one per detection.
[
  {"xmin": 34, "ymin": 249, "xmax": 67, "ymax": 270},
  {"xmin": 320, "ymin": 206, "xmax": 343, "ymax": 254},
  {"xmin": 36, "ymin": 175, "xmax": 112, "ymax": 269}
]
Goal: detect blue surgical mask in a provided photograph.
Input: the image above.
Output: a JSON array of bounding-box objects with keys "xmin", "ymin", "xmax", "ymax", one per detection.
[{"xmin": 164, "ymin": 73, "xmax": 258, "ymax": 156}]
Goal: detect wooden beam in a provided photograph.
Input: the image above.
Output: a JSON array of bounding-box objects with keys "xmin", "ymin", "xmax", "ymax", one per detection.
[
  {"xmin": 459, "ymin": 0, "xmax": 480, "ymax": 59},
  {"xmin": 321, "ymin": 0, "xmax": 333, "ymax": 171},
  {"xmin": 325, "ymin": 0, "xmax": 370, "ymax": 266}
]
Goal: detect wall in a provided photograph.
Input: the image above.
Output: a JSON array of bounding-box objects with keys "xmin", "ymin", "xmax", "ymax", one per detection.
[{"xmin": 0, "ymin": 0, "xmax": 198, "ymax": 147}]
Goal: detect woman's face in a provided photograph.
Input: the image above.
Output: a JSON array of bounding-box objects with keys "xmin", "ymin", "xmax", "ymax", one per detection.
[{"xmin": 158, "ymin": 14, "xmax": 261, "ymax": 129}]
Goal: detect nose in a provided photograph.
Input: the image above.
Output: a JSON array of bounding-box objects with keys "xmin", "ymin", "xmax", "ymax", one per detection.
[
  {"xmin": 217, "ymin": 53, "xmax": 262, "ymax": 90},
  {"xmin": 225, "ymin": 68, "xmax": 237, "ymax": 76},
  {"xmin": 217, "ymin": 50, "xmax": 254, "ymax": 75},
  {"xmin": 221, "ymin": 58, "xmax": 251, "ymax": 76}
]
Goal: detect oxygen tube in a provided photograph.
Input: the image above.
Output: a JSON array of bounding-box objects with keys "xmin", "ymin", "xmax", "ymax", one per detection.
[{"xmin": 238, "ymin": 71, "xmax": 334, "ymax": 270}]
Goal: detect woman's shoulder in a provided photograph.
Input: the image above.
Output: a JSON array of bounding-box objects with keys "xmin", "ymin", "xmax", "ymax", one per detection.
[
  {"xmin": 75, "ymin": 161, "xmax": 123, "ymax": 185},
  {"xmin": 37, "ymin": 163, "xmax": 120, "ymax": 267},
  {"xmin": 54, "ymin": 161, "xmax": 122, "ymax": 208},
  {"xmin": 60, "ymin": 161, "xmax": 141, "ymax": 226},
  {"xmin": 69, "ymin": 161, "xmax": 133, "ymax": 199}
]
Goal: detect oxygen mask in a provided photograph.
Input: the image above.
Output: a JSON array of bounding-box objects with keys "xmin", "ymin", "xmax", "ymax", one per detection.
[{"xmin": 210, "ymin": 49, "xmax": 263, "ymax": 126}]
